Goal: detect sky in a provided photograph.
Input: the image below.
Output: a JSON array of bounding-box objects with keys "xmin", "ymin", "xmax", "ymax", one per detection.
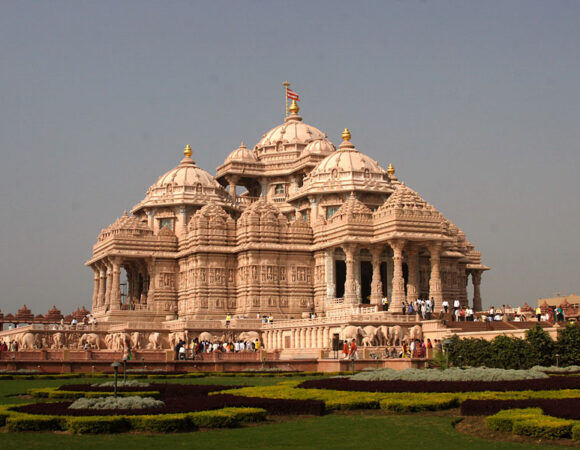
[{"xmin": 0, "ymin": 1, "xmax": 578, "ymax": 315}]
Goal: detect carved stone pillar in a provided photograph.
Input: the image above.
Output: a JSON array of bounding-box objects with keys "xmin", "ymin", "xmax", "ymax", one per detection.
[
  {"xmin": 309, "ymin": 197, "xmax": 320, "ymax": 222},
  {"xmin": 370, "ymin": 246, "xmax": 383, "ymax": 305},
  {"xmin": 317, "ymin": 327, "xmax": 323, "ymax": 349},
  {"xmin": 290, "ymin": 329, "xmax": 295, "ymax": 349},
  {"xmin": 98, "ymin": 265, "xmax": 106, "ymax": 307},
  {"xmin": 343, "ymin": 244, "xmax": 358, "ymax": 305},
  {"xmin": 105, "ymin": 261, "xmax": 113, "ymax": 309},
  {"xmin": 146, "ymin": 209, "xmax": 155, "ymax": 229},
  {"xmin": 406, "ymin": 244, "xmax": 419, "ymax": 304},
  {"xmin": 323, "ymin": 327, "xmax": 329, "ymax": 349},
  {"xmin": 179, "ymin": 207, "xmax": 187, "ymax": 236},
  {"xmin": 472, "ymin": 271, "xmax": 483, "ymax": 312},
  {"xmin": 91, "ymin": 267, "xmax": 99, "ymax": 310},
  {"xmin": 147, "ymin": 259, "xmax": 156, "ymax": 307},
  {"xmin": 325, "ymin": 248, "xmax": 336, "ymax": 301},
  {"xmin": 305, "ymin": 328, "xmax": 311, "ymax": 348},
  {"xmin": 110, "ymin": 259, "xmax": 122, "ymax": 311},
  {"xmin": 300, "ymin": 328, "xmax": 306, "ymax": 349},
  {"xmin": 428, "ymin": 242, "xmax": 443, "ymax": 310},
  {"xmin": 389, "ymin": 239, "xmax": 407, "ymax": 311}
]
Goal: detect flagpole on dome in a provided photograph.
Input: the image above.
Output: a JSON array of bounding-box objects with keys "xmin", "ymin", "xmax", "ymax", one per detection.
[{"xmin": 282, "ymin": 81, "xmax": 290, "ymax": 118}]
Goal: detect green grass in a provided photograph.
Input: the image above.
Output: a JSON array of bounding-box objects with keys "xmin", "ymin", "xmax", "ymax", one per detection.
[{"xmin": 0, "ymin": 415, "xmax": 571, "ymax": 450}]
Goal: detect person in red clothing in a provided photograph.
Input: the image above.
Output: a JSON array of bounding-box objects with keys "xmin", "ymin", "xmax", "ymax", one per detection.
[
  {"xmin": 349, "ymin": 339, "xmax": 358, "ymax": 360},
  {"xmin": 342, "ymin": 340, "xmax": 349, "ymax": 359}
]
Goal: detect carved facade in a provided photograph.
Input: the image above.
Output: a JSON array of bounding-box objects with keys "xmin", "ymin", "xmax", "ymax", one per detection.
[{"xmin": 86, "ymin": 101, "xmax": 488, "ymax": 322}]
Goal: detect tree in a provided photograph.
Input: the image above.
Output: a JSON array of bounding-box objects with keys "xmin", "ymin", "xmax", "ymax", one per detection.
[
  {"xmin": 556, "ymin": 323, "xmax": 580, "ymax": 366},
  {"xmin": 489, "ymin": 335, "xmax": 531, "ymax": 369},
  {"xmin": 525, "ymin": 324, "xmax": 555, "ymax": 366}
]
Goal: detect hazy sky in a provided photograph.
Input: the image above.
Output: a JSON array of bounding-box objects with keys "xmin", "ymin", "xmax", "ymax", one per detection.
[{"xmin": 0, "ymin": 1, "xmax": 578, "ymax": 315}]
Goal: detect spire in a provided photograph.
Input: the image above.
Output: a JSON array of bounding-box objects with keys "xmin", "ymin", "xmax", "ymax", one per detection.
[
  {"xmin": 184, "ymin": 144, "xmax": 193, "ymax": 158},
  {"xmin": 387, "ymin": 163, "xmax": 395, "ymax": 176},
  {"xmin": 342, "ymin": 128, "xmax": 351, "ymax": 142},
  {"xmin": 338, "ymin": 128, "xmax": 355, "ymax": 151},
  {"xmin": 289, "ymin": 100, "xmax": 300, "ymax": 114}
]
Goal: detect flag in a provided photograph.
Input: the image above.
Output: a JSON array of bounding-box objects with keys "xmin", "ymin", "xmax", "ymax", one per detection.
[{"xmin": 287, "ymin": 88, "xmax": 300, "ymax": 101}]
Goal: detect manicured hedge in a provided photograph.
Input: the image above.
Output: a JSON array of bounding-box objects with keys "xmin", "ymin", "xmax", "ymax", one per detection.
[
  {"xmin": 513, "ymin": 416, "xmax": 576, "ymax": 439},
  {"xmin": 485, "ymin": 408, "xmax": 543, "ymax": 432},
  {"xmin": 461, "ymin": 398, "xmax": 580, "ymax": 419},
  {"xmin": 1, "ymin": 405, "xmax": 267, "ymax": 434},
  {"xmin": 486, "ymin": 408, "xmax": 579, "ymax": 439},
  {"xmin": 27, "ymin": 387, "xmax": 160, "ymax": 399},
  {"xmin": 66, "ymin": 416, "xmax": 131, "ymax": 434},
  {"xmin": 381, "ymin": 395, "xmax": 459, "ymax": 413},
  {"xmin": 572, "ymin": 423, "xmax": 580, "ymax": 440}
]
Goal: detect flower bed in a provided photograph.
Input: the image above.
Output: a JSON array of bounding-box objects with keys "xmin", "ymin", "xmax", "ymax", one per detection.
[
  {"xmin": 18, "ymin": 383, "xmax": 326, "ymax": 417},
  {"xmin": 460, "ymin": 398, "xmax": 580, "ymax": 419},
  {"xmin": 298, "ymin": 376, "xmax": 580, "ymax": 393}
]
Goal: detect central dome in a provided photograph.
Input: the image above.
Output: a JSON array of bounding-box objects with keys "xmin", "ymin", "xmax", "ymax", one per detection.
[{"xmin": 254, "ymin": 103, "xmax": 327, "ymax": 152}]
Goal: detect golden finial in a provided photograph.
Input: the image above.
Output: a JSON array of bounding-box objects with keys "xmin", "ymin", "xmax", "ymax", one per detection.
[
  {"xmin": 387, "ymin": 163, "xmax": 395, "ymax": 176},
  {"xmin": 184, "ymin": 144, "xmax": 193, "ymax": 158},
  {"xmin": 289, "ymin": 100, "xmax": 299, "ymax": 114},
  {"xmin": 341, "ymin": 128, "xmax": 351, "ymax": 142}
]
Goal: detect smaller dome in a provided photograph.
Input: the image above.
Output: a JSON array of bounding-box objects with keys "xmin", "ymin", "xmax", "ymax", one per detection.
[
  {"xmin": 328, "ymin": 193, "xmax": 373, "ymax": 224},
  {"xmin": 301, "ymin": 138, "xmax": 335, "ymax": 157},
  {"xmin": 225, "ymin": 142, "xmax": 258, "ymax": 163}
]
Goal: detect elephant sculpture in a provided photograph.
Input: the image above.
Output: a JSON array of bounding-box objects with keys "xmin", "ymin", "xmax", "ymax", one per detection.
[
  {"xmin": 376, "ymin": 325, "xmax": 390, "ymax": 346},
  {"xmin": 19, "ymin": 332, "xmax": 37, "ymax": 350},
  {"xmin": 130, "ymin": 332, "xmax": 141, "ymax": 350},
  {"xmin": 407, "ymin": 325, "xmax": 423, "ymax": 343},
  {"xmin": 52, "ymin": 332, "xmax": 64, "ymax": 349},
  {"xmin": 79, "ymin": 333, "xmax": 101, "ymax": 350},
  {"xmin": 237, "ymin": 331, "xmax": 260, "ymax": 342},
  {"xmin": 146, "ymin": 332, "xmax": 163, "ymax": 350},
  {"xmin": 340, "ymin": 326, "xmax": 365, "ymax": 343},
  {"xmin": 388, "ymin": 325, "xmax": 407, "ymax": 347},
  {"xmin": 362, "ymin": 326, "xmax": 378, "ymax": 346}
]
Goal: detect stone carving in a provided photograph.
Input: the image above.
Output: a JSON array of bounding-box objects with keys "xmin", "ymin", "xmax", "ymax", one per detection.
[
  {"xmin": 361, "ymin": 325, "xmax": 378, "ymax": 346},
  {"xmin": 79, "ymin": 333, "xmax": 102, "ymax": 350}
]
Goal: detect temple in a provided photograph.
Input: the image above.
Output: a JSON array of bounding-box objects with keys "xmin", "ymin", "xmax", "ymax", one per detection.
[{"xmin": 86, "ymin": 100, "xmax": 488, "ymax": 324}]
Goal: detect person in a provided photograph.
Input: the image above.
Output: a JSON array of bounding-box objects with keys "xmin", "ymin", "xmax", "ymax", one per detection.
[
  {"xmin": 453, "ymin": 299, "xmax": 460, "ymax": 315},
  {"xmin": 349, "ymin": 339, "xmax": 357, "ymax": 360},
  {"xmin": 401, "ymin": 301, "xmax": 407, "ymax": 315},
  {"xmin": 225, "ymin": 314, "xmax": 231, "ymax": 328},
  {"xmin": 71, "ymin": 318, "xmax": 78, "ymax": 328},
  {"xmin": 536, "ymin": 306, "xmax": 541, "ymax": 321},
  {"xmin": 442, "ymin": 299, "xmax": 449, "ymax": 313},
  {"xmin": 426, "ymin": 338, "xmax": 433, "ymax": 359},
  {"xmin": 179, "ymin": 344, "xmax": 186, "ymax": 360},
  {"xmin": 381, "ymin": 296, "xmax": 387, "ymax": 311},
  {"xmin": 342, "ymin": 340, "xmax": 349, "ymax": 359}
]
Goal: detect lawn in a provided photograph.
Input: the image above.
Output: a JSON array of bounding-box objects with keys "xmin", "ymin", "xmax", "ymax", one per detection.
[{"xmin": 0, "ymin": 377, "xmax": 575, "ymax": 449}]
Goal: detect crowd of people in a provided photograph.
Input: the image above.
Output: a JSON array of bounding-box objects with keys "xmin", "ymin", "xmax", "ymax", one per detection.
[{"xmin": 174, "ymin": 337, "xmax": 262, "ymax": 360}]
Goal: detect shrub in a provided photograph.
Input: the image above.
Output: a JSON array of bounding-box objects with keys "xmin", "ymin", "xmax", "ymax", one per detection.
[
  {"xmin": 129, "ymin": 414, "xmax": 195, "ymax": 433},
  {"xmin": 6, "ymin": 414, "xmax": 66, "ymax": 432},
  {"xmin": 461, "ymin": 398, "xmax": 580, "ymax": 419},
  {"xmin": 69, "ymin": 396, "xmax": 164, "ymax": 410},
  {"xmin": 485, "ymin": 408, "xmax": 543, "ymax": 432},
  {"xmin": 66, "ymin": 416, "xmax": 131, "ymax": 434},
  {"xmin": 190, "ymin": 410, "xmax": 241, "ymax": 428},
  {"xmin": 219, "ymin": 407, "xmax": 267, "ymax": 423},
  {"xmin": 513, "ymin": 416, "xmax": 576, "ymax": 439},
  {"xmin": 380, "ymin": 395, "xmax": 459, "ymax": 413},
  {"xmin": 92, "ymin": 380, "xmax": 151, "ymax": 388},
  {"xmin": 572, "ymin": 423, "xmax": 580, "ymax": 440},
  {"xmin": 349, "ymin": 367, "xmax": 548, "ymax": 382},
  {"xmin": 0, "ymin": 412, "xmax": 8, "ymax": 426}
]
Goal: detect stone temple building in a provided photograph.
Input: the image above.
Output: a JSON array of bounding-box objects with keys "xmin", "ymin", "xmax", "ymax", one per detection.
[{"xmin": 86, "ymin": 100, "xmax": 488, "ymax": 325}]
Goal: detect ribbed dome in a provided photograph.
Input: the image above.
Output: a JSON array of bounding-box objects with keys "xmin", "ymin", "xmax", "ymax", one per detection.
[
  {"xmin": 132, "ymin": 146, "xmax": 229, "ymax": 213},
  {"xmin": 150, "ymin": 156, "xmax": 220, "ymax": 191},
  {"xmin": 255, "ymin": 111, "xmax": 326, "ymax": 150},
  {"xmin": 310, "ymin": 138, "xmax": 384, "ymax": 177},
  {"xmin": 225, "ymin": 142, "xmax": 258, "ymax": 163},
  {"xmin": 301, "ymin": 138, "xmax": 335, "ymax": 157}
]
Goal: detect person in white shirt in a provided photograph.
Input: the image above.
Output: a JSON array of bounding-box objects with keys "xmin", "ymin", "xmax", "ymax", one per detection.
[{"xmin": 442, "ymin": 300, "xmax": 449, "ymax": 313}]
